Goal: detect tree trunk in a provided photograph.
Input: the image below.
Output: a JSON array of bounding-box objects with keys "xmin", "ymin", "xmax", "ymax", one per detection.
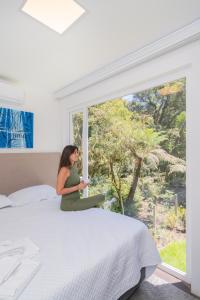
[
  {"xmin": 109, "ymin": 161, "xmax": 124, "ymax": 214},
  {"xmin": 125, "ymin": 157, "xmax": 142, "ymax": 217},
  {"xmin": 158, "ymin": 95, "xmax": 169, "ymax": 125},
  {"xmin": 119, "ymin": 193, "xmax": 124, "ymax": 215}
]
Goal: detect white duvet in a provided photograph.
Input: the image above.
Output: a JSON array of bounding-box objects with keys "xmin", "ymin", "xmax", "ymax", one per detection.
[{"xmin": 0, "ymin": 198, "xmax": 161, "ymax": 300}]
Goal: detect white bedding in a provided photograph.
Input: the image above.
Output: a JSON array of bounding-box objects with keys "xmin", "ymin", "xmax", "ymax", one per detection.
[{"xmin": 0, "ymin": 197, "xmax": 161, "ymax": 300}]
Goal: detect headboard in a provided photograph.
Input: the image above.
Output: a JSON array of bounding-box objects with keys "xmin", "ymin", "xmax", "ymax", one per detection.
[{"xmin": 0, "ymin": 152, "xmax": 60, "ymax": 195}]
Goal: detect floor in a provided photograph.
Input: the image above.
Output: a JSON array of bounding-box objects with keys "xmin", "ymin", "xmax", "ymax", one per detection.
[
  {"xmin": 129, "ymin": 268, "xmax": 200, "ymax": 300},
  {"xmin": 154, "ymin": 268, "xmax": 191, "ymax": 294}
]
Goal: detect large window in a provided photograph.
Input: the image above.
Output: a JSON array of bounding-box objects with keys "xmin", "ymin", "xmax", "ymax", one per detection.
[{"xmin": 70, "ymin": 78, "xmax": 186, "ymax": 275}]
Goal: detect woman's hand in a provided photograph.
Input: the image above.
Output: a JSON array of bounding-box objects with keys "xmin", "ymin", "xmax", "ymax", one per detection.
[{"xmin": 78, "ymin": 181, "xmax": 88, "ymax": 190}]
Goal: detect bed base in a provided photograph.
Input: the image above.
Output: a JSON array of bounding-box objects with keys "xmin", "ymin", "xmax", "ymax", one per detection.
[{"xmin": 118, "ymin": 267, "xmax": 146, "ymax": 300}]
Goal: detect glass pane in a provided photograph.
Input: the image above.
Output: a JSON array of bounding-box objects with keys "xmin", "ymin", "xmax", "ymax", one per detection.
[
  {"xmin": 72, "ymin": 111, "xmax": 83, "ymax": 176},
  {"xmin": 88, "ymin": 78, "xmax": 186, "ymax": 272}
]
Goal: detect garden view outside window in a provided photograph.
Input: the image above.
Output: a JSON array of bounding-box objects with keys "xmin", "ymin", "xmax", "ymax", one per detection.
[{"xmin": 72, "ymin": 78, "xmax": 186, "ymax": 274}]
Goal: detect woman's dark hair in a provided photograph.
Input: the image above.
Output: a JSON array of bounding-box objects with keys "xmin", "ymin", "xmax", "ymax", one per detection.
[{"xmin": 58, "ymin": 145, "xmax": 78, "ymax": 174}]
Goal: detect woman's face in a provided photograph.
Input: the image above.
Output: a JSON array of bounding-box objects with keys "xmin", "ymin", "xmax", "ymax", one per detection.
[{"xmin": 70, "ymin": 149, "xmax": 79, "ymax": 163}]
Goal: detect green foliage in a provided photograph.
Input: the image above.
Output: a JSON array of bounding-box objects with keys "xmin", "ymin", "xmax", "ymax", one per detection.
[
  {"xmin": 177, "ymin": 206, "xmax": 186, "ymax": 232},
  {"xmin": 72, "ymin": 78, "xmax": 186, "ymax": 270},
  {"xmin": 132, "ymin": 185, "xmax": 143, "ymax": 214},
  {"xmin": 176, "ymin": 111, "xmax": 186, "ymax": 128},
  {"xmin": 160, "ymin": 189, "xmax": 175, "ymax": 208},
  {"xmin": 165, "ymin": 210, "xmax": 177, "ymax": 229},
  {"xmin": 142, "ymin": 176, "xmax": 163, "ymax": 200},
  {"xmin": 178, "ymin": 206, "xmax": 186, "ymax": 222},
  {"xmin": 128, "ymin": 78, "xmax": 186, "ymax": 160},
  {"xmin": 88, "ymin": 98, "xmax": 167, "ymax": 214},
  {"xmin": 160, "ymin": 240, "xmax": 186, "ymax": 272}
]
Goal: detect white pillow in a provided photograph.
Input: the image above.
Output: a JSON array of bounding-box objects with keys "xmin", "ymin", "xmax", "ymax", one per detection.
[
  {"xmin": 0, "ymin": 195, "xmax": 13, "ymax": 209},
  {"xmin": 8, "ymin": 185, "xmax": 57, "ymax": 207}
]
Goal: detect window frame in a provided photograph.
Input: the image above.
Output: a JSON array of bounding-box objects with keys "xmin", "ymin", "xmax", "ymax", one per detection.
[{"xmin": 68, "ymin": 67, "xmax": 190, "ymax": 283}]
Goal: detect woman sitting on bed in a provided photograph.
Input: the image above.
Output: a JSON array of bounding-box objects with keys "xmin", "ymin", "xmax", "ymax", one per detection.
[{"xmin": 56, "ymin": 145, "xmax": 105, "ymax": 211}]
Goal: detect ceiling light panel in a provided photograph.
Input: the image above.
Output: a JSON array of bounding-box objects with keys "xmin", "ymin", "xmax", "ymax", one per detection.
[{"xmin": 22, "ymin": 0, "xmax": 85, "ymax": 34}]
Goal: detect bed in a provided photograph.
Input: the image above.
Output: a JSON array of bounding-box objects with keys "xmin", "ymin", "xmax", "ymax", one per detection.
[{"xmin": 0, "ymin": 153, "xmax": 161, "ymax": 300}]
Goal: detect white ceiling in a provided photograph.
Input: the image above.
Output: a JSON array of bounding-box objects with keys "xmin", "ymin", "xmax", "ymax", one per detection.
[{"xmin": 0, "ymin": 0, "xmax": 200, "ymax": 94}]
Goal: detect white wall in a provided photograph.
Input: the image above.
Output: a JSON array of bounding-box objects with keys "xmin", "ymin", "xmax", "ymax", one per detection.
[
  {"xmin": 0, "ymin": 87, "xmax": 62, "ymax": 153},
  {"xmin": 60, "ymin": 39, "xmax": 200, "ymax": 296}
]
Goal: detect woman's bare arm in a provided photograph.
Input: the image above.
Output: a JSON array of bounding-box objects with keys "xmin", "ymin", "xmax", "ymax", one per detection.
[{"xmin": 56, "ymin": 167, "xmax": 80, "ymax": 195}]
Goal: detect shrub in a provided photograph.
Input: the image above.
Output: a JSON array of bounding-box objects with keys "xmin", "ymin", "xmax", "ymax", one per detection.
[{"xmin": 165, "ymin": 211, "xmax": 177, "ymax": 229}]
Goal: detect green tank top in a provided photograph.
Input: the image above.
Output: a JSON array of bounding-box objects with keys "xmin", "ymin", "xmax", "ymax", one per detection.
[{"xmin": 62, "ymin": 165, "xmax": 80, "ymax": 201}]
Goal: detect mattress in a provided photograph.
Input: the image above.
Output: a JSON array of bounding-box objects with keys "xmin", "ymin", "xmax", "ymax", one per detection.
[{"xmin": 0, "ymin": 197, "xmax": 161, "ymax": 300}]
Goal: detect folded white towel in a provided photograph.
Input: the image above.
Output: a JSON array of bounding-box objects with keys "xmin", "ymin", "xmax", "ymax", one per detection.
[
  {"xmin": 0, "ymin": 255, "xmax": 21, "ymax": 285},
  {"xmin": 0, "ymin": 259, "xmax": 40, "ymax": 300},
  {"xmin": 13, "ymin": 238, "xmax": 39, "ymax": 259},
  {"xmin": 0, "ymin": 247, "xmax": 24, "ymax": 259},
  {"xmin": 0, "ymin": 238, "xmax": 39, "ymax": 259},
  {"xmin": 0, "ymin": 238, "xmax": 40, "ymax": 299}
]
